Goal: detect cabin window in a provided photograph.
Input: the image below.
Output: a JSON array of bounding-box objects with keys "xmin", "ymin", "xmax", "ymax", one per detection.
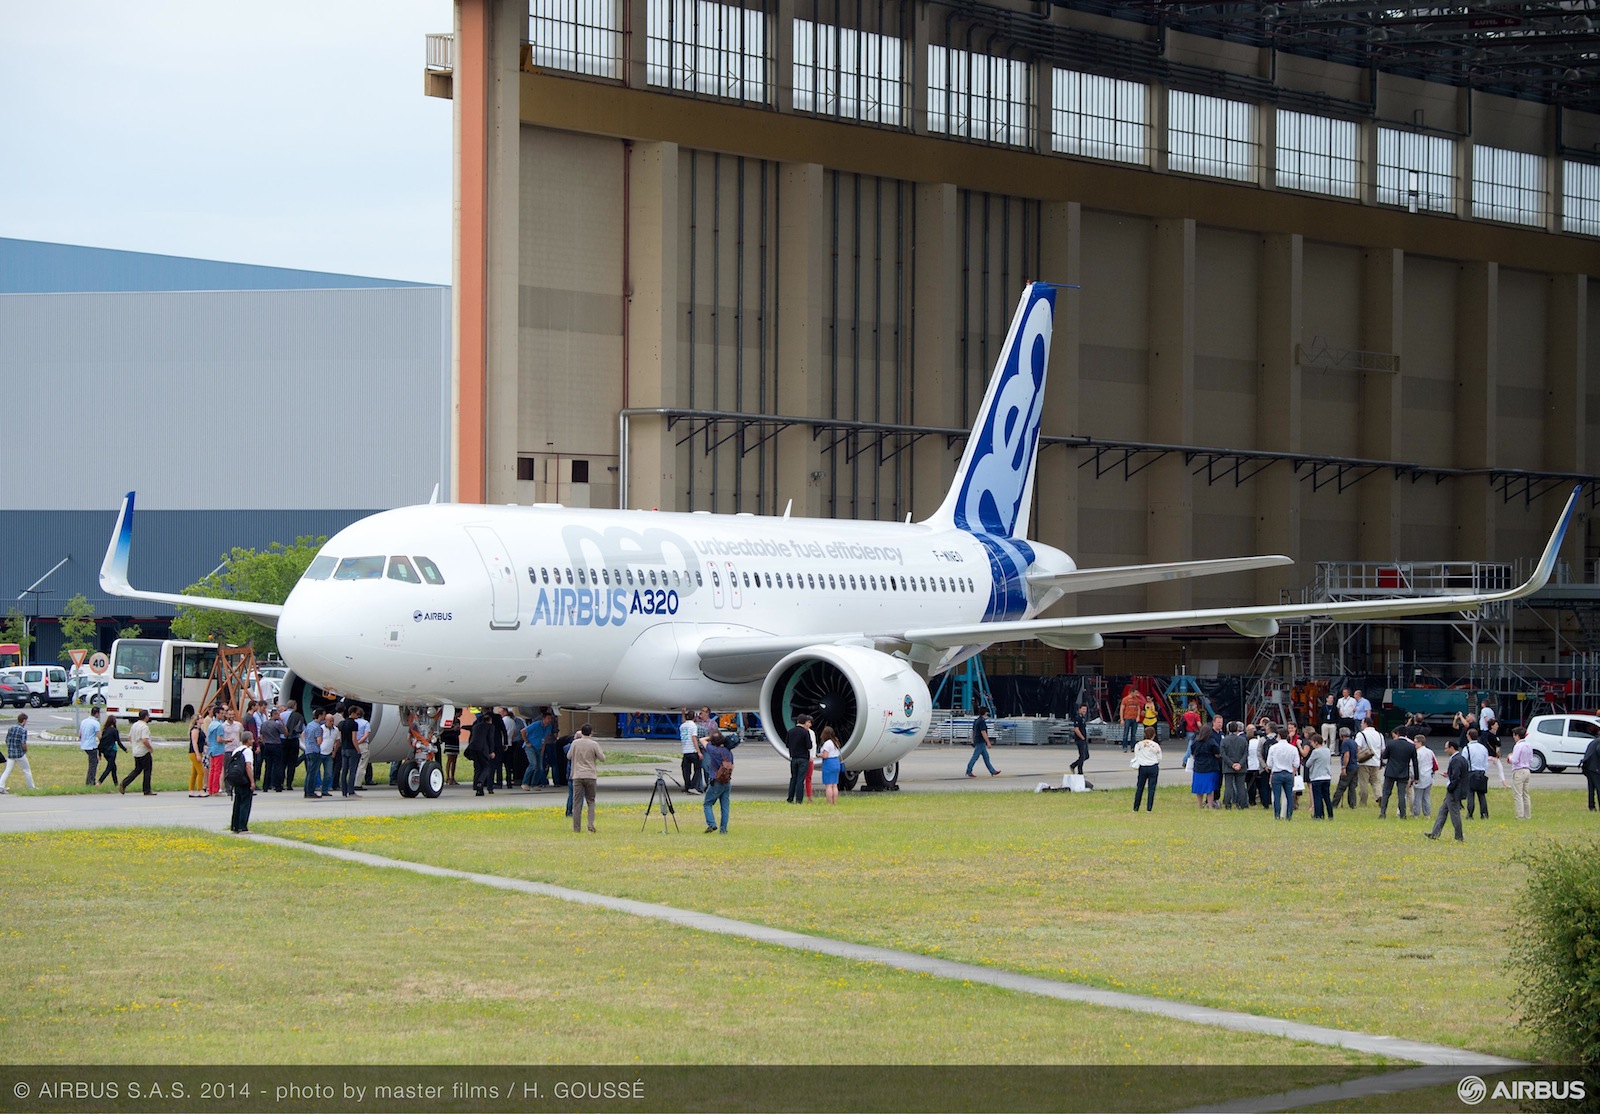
[
  {"xmin": 334, "ymin": 556, "xmax": 384, "ymax": 581},
  {"xmin": 625, "ymin": 569, "xmax": 635, "ymax": 585},
  {"xmin": 602, "ymin": 568, "xmax": 611, "ymax": 585},
  {"xmin": 672, "ymin": 570, "xmax": 682, "ymax": 586},
  {"xmin": 302, "ymin": 556, "xmax": 336, "ymax": 581},
  {"xmin": 696, "ymin": 571, "xmax": 703, "ymax": 586},
  {"xmin": 712, "ymin": 570, "xmax": 721, "ymax": 586},
  {"xmin": 387, "ymin": 556, "xmax": 420, "ymax": 584},
  {"xmin": 742, "ymin": 572, "xmax": 750, "ymax": 587},
  {"xmin": 647, "ymin": 570, "xmax": 657, "ymax": 586},
  {"xmin": 565, "ymin": 568, "xmax": 574, "ymax": 585}
]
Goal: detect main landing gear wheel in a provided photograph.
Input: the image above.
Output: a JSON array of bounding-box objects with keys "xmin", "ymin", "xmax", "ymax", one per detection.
[
  {"xmin": 397, "ymin": 759, "xmax": 421, "ymax": 798},
  {"xmin": 419, "ymin": 759, "xmax": 444, "ymax": 798},
  {"xmin": 863, "ymin": 761, "xmax": 900, "ymax": 791},
  {"xmin": 838, "ymin": 768, "xmax": 860, "ymax": 792}
]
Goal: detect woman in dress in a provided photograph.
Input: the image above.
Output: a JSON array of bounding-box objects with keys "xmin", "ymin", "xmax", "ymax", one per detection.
[{"xmin": 818, "ymin": 726, "xmax": 842, "ymax": 805}]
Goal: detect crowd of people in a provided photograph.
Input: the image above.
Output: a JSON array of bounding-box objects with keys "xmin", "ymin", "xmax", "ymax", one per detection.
[{"xmin": 1097, "ymin": 686, "xmax": 1600, "ymax": 837}]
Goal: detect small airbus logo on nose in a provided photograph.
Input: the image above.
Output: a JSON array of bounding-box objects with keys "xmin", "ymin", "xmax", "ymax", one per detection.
[{"xmin": 413, "ymin": 611, "xmax": 423, "ymax": 623}]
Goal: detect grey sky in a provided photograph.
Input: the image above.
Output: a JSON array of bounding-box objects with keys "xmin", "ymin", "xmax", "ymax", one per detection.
[{"xmin": 1, "ymin": 2, "xmax": 453, "ymax": 284}]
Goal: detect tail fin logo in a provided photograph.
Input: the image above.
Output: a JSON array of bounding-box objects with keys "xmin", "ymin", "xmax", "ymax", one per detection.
[{"xmin": 952, "ymin": 287, "xmax": 1054, "ymax": 537}]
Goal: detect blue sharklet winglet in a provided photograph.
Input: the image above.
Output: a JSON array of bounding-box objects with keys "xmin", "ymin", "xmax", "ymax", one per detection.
[{"xmin": 99, "ymin": 492, "xmax": 286, "ymax": 625}]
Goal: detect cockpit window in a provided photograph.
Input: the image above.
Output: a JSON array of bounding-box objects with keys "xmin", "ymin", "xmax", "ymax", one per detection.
[
  {"xmin": 334, "ymin": 556, "xmax": 384, "ymax": 581},
  {"xmin": 302, "ymin": 556, "xmax": 337, "ymax": 581},
  {"xmin": 387, "ymin": 556, "xmax": 420, "ymax": 584}
]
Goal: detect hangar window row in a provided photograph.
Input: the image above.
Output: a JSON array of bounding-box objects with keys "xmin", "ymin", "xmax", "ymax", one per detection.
[{"xmin": 520, "ymin": 5, "xmax": 1599, "ymax": 234}]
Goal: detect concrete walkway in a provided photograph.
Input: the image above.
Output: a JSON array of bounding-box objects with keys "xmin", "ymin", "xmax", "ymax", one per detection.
[{"xmin": 247, "ymin": 831, "xmax": 1522, "ymax": 1071}]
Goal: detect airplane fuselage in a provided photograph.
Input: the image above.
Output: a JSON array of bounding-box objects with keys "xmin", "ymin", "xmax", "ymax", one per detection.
[{"xmin": 277, "ymin": 503, "xmax": 1074, "ymax": 709}]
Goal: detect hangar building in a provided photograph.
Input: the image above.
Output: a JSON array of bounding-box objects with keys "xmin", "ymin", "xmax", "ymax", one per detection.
[
  {"xmin": 0, "ymin": 237, "xmax": 450, "ymax": 664},
  {"xmin": 429, "ymin": 0, "xmax": 1600, "ymax": 676}
]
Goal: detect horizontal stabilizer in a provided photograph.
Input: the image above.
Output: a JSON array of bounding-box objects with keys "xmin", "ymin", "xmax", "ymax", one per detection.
[
  {"xmin": 1027, "ymin": 555, "xmax": 1292, "ymax": 595},
  {"xmin": 99, "ymin": 492, "xmax": 285, "ymax": 627}
]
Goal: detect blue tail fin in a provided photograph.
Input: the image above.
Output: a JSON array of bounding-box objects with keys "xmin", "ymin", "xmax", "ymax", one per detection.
[{"xmin": 925, "ymin": 281, "xmax": 1057, "ymax": 539}]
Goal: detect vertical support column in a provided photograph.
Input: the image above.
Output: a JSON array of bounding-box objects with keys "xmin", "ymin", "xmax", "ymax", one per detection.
[
  {"xmin": 452, "ymin": 0, "xmax": 526, "ymax": 504},
  {"xmin": 1358, "ymin": 248, "xmax": 1404, "ymax": 560},
  {"xmin": 624, "ymin": 141, "xmax": 681, "ymax": 510},
  {"xmin": 773, "ymin": 0, "xmax": 795, "ymax": 113},
  {"xmin": 1148, "ymin": 84, "xmax": 1169, "ymax": 175},
  {"xmin": 910, "ymin": 4, "xmax": 931, "ymax": 136},
  {"xmin": 1037, "ymin": 202, "xmax": 1081, "ymax": 611},
  {"xmin": 910, "ymin": 182, "xmax": 962, "ymax": 518},
  {"xmin": 625, "ymin": 0, "xmax": 649, "ymax": 88},
  {"xmin": 1255, "ymin": 233, "xmax": 1302, "ymax": 599},
  {"xmin": 1456, "ymin": 87, "xmax": 1475, "ymax": 221},
  {"xmin": 1147, "ymin": 218, "xmax": 1195, "ymax": 613},
  {"xmin": 776, "ymin": 161, "xmax": 828, "ymax": 517},
  {"xmin": 1547, "ymin": 273, "xmax": 1588, "ymax": 570},
  {"xmin": 1257, "ymin": 103, "xmax": 1278, "ymax": 191},
  {"xmin": 1034, "ymin": 60, "xmax": 1054, "ymax": 157},
  {"xmin": 1454, "ymin": 261, "xmax": 1498, "ymax": 558}
]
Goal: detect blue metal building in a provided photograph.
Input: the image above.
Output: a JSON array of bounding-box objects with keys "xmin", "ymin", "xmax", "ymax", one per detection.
[{"xmin": 0, "ymin": 238, "xmax": 451, "ymax": 663}]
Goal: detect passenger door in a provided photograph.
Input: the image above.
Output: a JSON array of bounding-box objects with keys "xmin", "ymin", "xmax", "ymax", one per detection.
[{"xmin": 464, "ymin": 525, "xmax": 522, "ymax": 630}]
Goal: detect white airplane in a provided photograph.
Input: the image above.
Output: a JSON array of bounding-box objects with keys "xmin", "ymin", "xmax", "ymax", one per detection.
[{"xmin": 100, "ymin": 282, "xmax": 1579, "ymax": 794}]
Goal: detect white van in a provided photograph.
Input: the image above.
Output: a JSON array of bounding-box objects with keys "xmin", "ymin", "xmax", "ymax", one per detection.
[{"xmin": 0, "ymin": 665, "xmax": 70, "ymax": 707}]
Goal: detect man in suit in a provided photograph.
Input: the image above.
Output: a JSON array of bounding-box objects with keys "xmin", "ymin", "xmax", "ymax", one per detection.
[
  {"xmin": 1425, "ymin": 738, "xmax": 1468, "ymax": 842},
  {"xmin": 1219, "ymin": 722, "xmax": 1249, "ymax": 809},
  {"xmin": 1581, "ymin": 733, "xmax": 1600, "ymax": 812},
  {"xmin": 1378, "ymin": 728, "xmax": 1419, "ymax": 819},
  {"xmin": 785, "ymin": 715, "xmax": 812, "ymax": 804},
  {"xmin": 466, "ymin": 709, "xmax": 501, "ymax": 796}
]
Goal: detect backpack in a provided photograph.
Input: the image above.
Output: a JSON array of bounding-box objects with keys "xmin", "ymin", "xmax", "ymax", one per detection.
[
  {"xmin": 714, "ymin": 758, "xmax": 733, "ymax": 784},
  {"xmin": 224, "ymin": 749, "xmax": 250, "ymax": 788}
]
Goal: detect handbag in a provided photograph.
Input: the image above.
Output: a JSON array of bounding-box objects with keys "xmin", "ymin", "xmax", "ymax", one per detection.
[{"xmin": 1293, "ymin": 773, "xmax": 1305, "ymax": 792}]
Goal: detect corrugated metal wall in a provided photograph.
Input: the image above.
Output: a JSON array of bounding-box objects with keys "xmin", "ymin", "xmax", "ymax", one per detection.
[{"xmin": 0, "ymin": 286, "xmax": 451, "ymax": 511}]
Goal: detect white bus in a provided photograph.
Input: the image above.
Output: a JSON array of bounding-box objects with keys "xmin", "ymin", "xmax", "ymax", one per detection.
[{"xmin": 105, "ymin": 639, "xmax": 221, "ymax": 721}]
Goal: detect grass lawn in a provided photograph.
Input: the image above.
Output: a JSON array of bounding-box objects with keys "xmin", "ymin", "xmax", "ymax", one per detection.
[
  {"xmin": 0, "ymin": 829, "xmax": 1385, "ymax": 1075},
  {"xmin": 260, "ymin": 787, "xmax": 1600, "ymax": 1060}
]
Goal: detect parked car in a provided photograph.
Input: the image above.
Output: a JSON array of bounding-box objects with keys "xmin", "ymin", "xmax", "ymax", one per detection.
[
  {"xmin": 1523, "ymin": 713, "xmax": 1600, "ymax": 773},
  {"xmin": 0, "ymin": 665, "xmax": 70, "ymax": 707},
  {"xmin": 0, "ymin": 679, "xmax": 29, "ymax": 708},
  {"xmin": 73, "ymin": 678, "xmax": 110, "ymax": 709}
]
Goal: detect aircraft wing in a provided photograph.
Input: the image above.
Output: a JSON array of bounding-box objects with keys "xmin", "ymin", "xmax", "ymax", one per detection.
[
  {"xmin": 1026, "ymin": 554, "xmax": 1291, "ymax": 594},
  {"xmin": 100, "ymin": 492, "xmax": 285, "ymax": 627},
  {"xmin": 906, "ymin": 486, "xmax": 1580, "ymax": 651},
  {"xmin": 694, "ymin": 486, "xmax": 1579, "ymax": 674}
]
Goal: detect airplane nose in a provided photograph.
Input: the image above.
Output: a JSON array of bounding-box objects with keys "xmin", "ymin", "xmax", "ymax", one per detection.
[{"xmin": 276, "ymin": 587, "xmax": 336, "ymax": 681}]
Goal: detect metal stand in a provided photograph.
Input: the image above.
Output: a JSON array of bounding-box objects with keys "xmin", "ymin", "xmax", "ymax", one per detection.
[{"xmin": 642, "ymin": 769, "xmax": 679, "ymax": 833}]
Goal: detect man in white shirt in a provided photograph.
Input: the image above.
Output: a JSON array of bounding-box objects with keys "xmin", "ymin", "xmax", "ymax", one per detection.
[
  {"xmin": 1356, "ymin": 718, "xmax": 1384, "ymax": 807},
  {"xmin": 1266, "ymin": 735, "xmax": 1301, "ymax": 820},
  {"xmin": 1463, "ymin": 730, "xmax": 1491, "ymax": 819},
  {"xmin": 1412, "ymin": 735, "xmax": 1437, "ymax": 818},
  {"xmin": 1336, "ymin": 688, "xmax": 1357, "ymax": 734},
  {"xmin": 679, "ymin": 710, "xmax": 702, "ymax": 795},
  {"xmin": 118, "ymin": 709, "xmax": 157, "ymax": 795},
  {"xmin": 1478, "ymin": 699, "xmax": 1497, "ymax": 733},
  {"xmin": 353, "ymin": 707, "xmax": 372, "ymax": 790}
]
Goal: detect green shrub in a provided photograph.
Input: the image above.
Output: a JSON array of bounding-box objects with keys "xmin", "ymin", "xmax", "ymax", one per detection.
[{"xmin": 1512, "ymin": 839, "xmax": 1600, "ymax": 1065}]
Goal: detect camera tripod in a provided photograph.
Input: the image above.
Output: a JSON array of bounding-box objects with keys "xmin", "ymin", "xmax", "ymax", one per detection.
[{"xmin": 642, "ymin": 768, "xmax": 680, "ymax": 833}]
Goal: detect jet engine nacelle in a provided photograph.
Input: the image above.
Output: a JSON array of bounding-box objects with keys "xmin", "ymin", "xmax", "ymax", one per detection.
[
  {"xmin": 759, "ymin": 645, "xmax": 932, "ymax": 778},
  {"xmin": 280, "ymin": 671, "xmax": 417, "ymax": 763}
]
